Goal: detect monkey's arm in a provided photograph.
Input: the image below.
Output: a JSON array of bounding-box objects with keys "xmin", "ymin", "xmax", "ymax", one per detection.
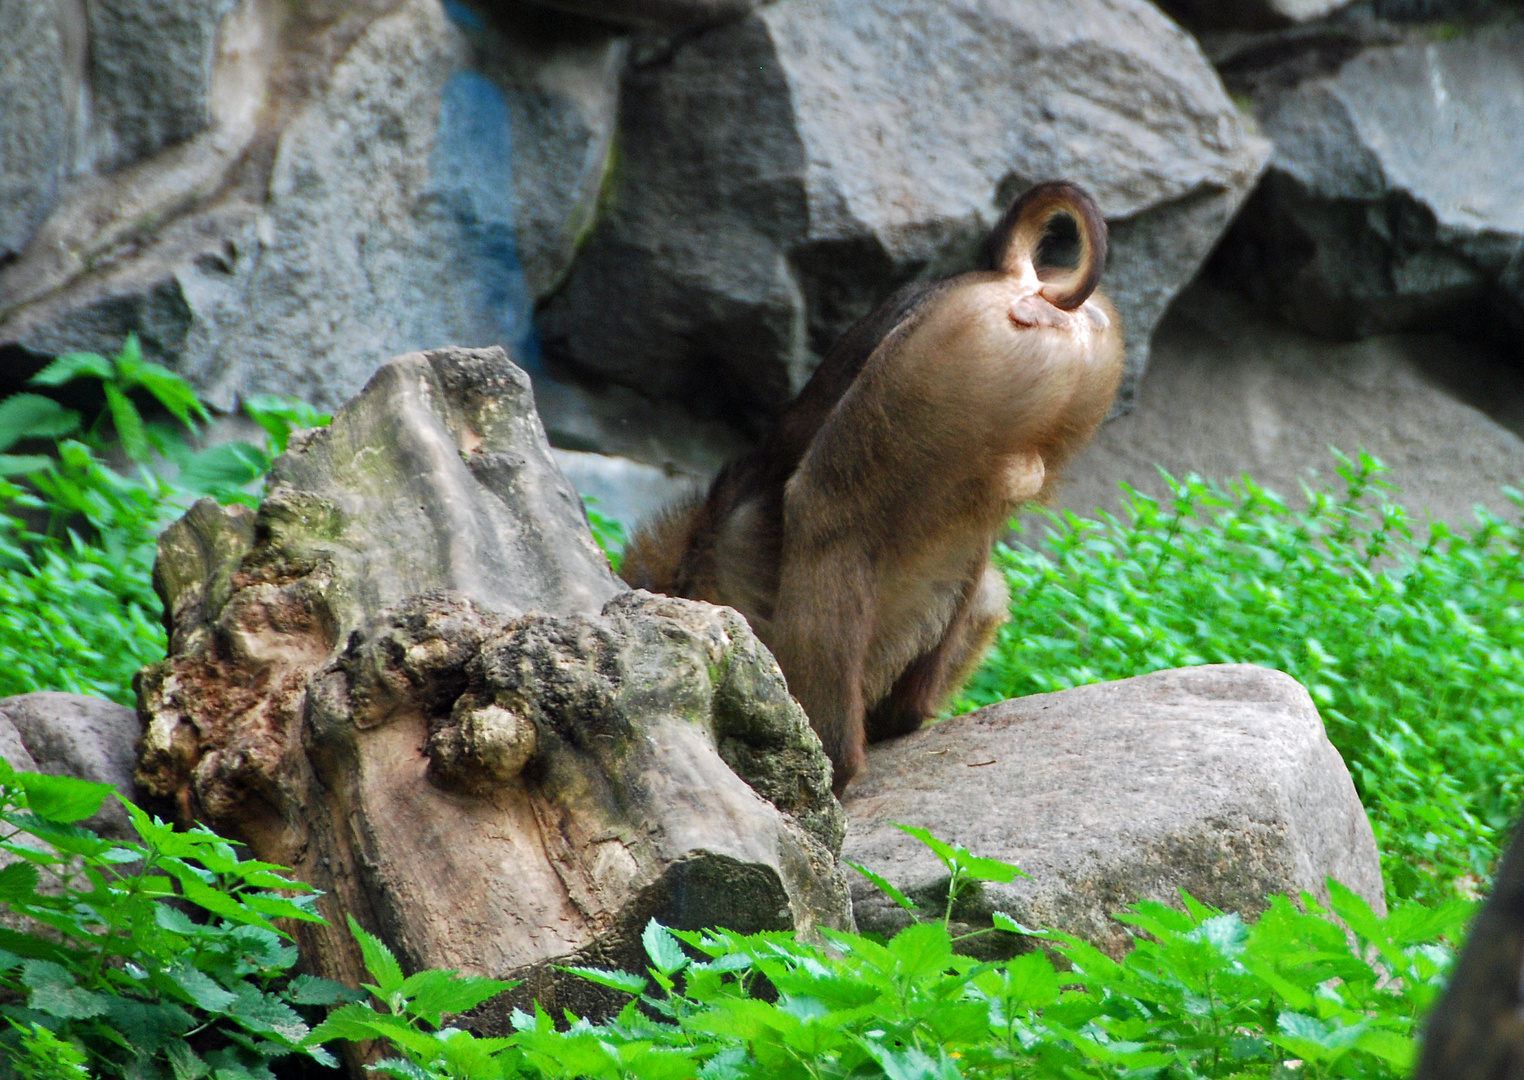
[
  {"xmin": 863, "ymin": 563, "xmax": 1009, "ymax": 743},
  {"xmin": 766, "ymin": 518, "xmax": 875, "ymax": 795}
]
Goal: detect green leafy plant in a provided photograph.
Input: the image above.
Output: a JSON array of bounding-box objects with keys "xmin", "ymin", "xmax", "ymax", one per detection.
[
  {"xmin": 306, "ymin": 917, "xmax": 518, "ymax": 1080},
  {"xmin": 583, "ymin": 497, "xmax": 628, "ymax": 575},
  {"xmin": 956, "ymin": 451, "xmax": 1524, "ymax": 905},
  {"xmin": 0, "ymin": 761, "xmax": 354, "ymax": 1080},
  {"xmin": 440, "ymin": 826, "xmax": 1465, "ymax": 1080},
  {"xmin": 0, "ymin": 336, "xmax": 330, "ymax": 705}
]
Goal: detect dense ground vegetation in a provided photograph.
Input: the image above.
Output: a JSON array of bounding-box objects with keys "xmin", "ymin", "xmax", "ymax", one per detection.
[
  {"xmin": 955, "ymin": 458, "xmax": 1524, "ymax": 907},
  {"xmin": 0, "ymin": 342, "xmax": 1511, "ymax": 1077}
]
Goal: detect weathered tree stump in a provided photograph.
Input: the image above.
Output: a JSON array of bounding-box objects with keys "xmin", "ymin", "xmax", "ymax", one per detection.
[{"xmin": 135, "ymin": 346, "xmax": 851, "ymax": 1025}]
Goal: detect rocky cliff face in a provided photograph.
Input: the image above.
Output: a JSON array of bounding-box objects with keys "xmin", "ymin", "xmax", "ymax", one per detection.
[{"xmin": 2, "ymin": 0, "xmax": 1519, "ymax": 527}]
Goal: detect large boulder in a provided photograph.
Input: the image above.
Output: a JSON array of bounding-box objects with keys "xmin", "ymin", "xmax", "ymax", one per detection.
[
  {"xmin": 136, "ymin": 345, "xmax": 851, "ymax": 1021},
  {"xmin": 1213, "ymin": 17, "xmax": 1524, "ymax": 344},
  {"xmin": 0, "ymin": 692, "xmax": 143, "ymax": 841},
  {"xmin": 842, "ymin": 664, "xmax": 1385, "ymax": 956},
  {"xmin": 538, "ymin": 0, "xmax": 1270, "ymax": 415},
  {"xmin": 0, "ymin": 0, "xmax": 72, "ymax": 262},
  {"xmin": 0, "ymin": 0, "xmax": 624, "ymax": 412}
]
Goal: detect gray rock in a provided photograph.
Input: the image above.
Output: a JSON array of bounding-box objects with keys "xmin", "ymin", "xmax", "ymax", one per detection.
[
  {"xmin": 538, "ymin": 0, "xmax": 1270, "ymax": 414},
  {"xmin": 0, "ymin": 692, "xmax": 142, "ymax": 840},
  {"xmin": 446, "ymin": 3, "xmax": 627, "ymax": 299},
  {"xmin": 551, "ymin": 449, "xmax": 704, "ymax": 534},
  {"xmin": 85, "ymin": 0, "xmax": 239, "ymax": 170},
  {"xmin": 524, "ymin": 0, "xmax": 761, "ymax": 29},
  {"xmin": 258, "ymin": 346, "xmax": 622, "ymax": 638},
  {"xmin": 842, "ymin": 665, "xmax": 1384, "ymax": 956},
  {"xmin": 1218, "ymin": 19, "xmax": 1524, "ymax": 342},
  {"xmin": 0, "ymin": 0, "xmax": 625, "ymax": 415},
  {"xmin": 138, "ymin": 345, "xmax": 850, "ymax": 1019},
  {"xmin": 1042, "ymin": 282, "xmax": 1524, "ymax": 528},
  {"xmin": 0, "ymin": 0, "xmax": 71, "ymax": 260}
]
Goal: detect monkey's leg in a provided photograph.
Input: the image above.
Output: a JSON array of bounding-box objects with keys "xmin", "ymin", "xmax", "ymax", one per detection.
[
  {"xmin": 768, "ymin": 542, "xmax": 875, "ymax": 795},
  {"xmin": 865, "ymin": 565, "xmax": 1009, "ymax": 743}
]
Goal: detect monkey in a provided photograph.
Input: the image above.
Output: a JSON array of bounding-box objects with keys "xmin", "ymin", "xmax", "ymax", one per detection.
[{"xmin": 620, "ymin": 180, "xmax": 1124, "ymax": 795}]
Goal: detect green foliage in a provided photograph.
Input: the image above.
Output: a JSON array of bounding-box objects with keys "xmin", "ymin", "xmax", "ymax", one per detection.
[
  {"xmin": 583, "ymin": 497, "xmax": 627, "ymax": 575},
  {"xmin": 305, "ymin": 825, "xmax": 1467, "ymax": 1080},
  {"xmin": 0, "ymin": 336, "xmax": 330, "ymax": 705},
  {"xmin": 306, "ymin": 917, "xmax": 518, "ymax": 1080},
  {"xmin": 0, "ymin": 762, "xmax": 351, "ymax": 1079},
  {"xmin": 955, "ymin": 451, "xmax": 1524, "ymax": 906}
]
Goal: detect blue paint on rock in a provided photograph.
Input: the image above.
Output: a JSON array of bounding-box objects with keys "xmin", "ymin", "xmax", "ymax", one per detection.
[{"xmin": 429, "ymin": 68, "xmax": 540, "ymax": 368}]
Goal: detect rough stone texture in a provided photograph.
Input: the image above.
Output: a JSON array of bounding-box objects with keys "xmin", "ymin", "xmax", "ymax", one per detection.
[
  {"xmin": 136, "ymin": 345, "xmax": 851, "ymax": 1024},
  {"xmin": 0, "ymin": 0, "xmax": 71, "ymax": 261},
  {"xmin": 0, "ymin": 0, "xmax": 624, "ymax": 414},
  {"xmin": 525, "ymin": 0, "xmax": 761, "ymax": 29},
  {"xmin": 447, "ymin": 3, "xmax": 627, "ymax": 299},
  {"xmin": 1416, "ymin": 815, "xmax": 1524, "ymax": 1079},
  {"xmin": 0, "ymin": 693, "xmax": 142, "ymax": 840},
  {"xmin": 1039, "ymin": 283, "xmax": 1524, "ymax": 528},
  {"xmin": 538, "ymin": 0, "xmax": 1270, "ymax": 416},
  {"xmin": 86, "ymin": 0, "xmax": 240, "ymax": 170},
  {"xmin": 842, "ymin": 665, "xmax": 1384, "ymax": 957},
  {"xmin": 1214, "ymin": 18, "xmax": 1524, "ymax": 344},
  {"xmin": 551, "ymin": 448, "xmax": 703, "ymax": 534},
  {"xmin": 255, "ymin": 346, "xmax": 621, "ymax": 636}
]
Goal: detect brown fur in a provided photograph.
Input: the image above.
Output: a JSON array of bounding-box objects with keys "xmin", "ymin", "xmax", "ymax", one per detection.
[{"xmin": 620, "ymin": 180, "xmax": 1124, "ymax": 793}]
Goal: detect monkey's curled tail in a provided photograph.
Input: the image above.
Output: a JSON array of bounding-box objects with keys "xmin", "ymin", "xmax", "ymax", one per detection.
[{"xmin": 982, "ymin": 180, "xmax": 1107, "ymax": 311}]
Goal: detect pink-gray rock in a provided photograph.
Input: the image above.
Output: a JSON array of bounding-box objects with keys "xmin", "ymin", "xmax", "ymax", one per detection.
[
  {"xmin": 842, "ymin": 664, "xmax": 1384, "ymax": 956},
  {"xmin": 0, "ymin": 692, "xmax": 142, "ymax": 840}
]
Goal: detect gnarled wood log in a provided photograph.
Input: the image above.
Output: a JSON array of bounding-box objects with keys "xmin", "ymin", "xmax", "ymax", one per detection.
[{"xmin": 136, "ymin": 346, "xmax": 851, "ymax": 1025}]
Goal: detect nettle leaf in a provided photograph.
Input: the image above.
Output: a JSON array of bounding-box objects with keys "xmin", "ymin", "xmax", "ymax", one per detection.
[
  {"xmin": 893, "ymin": 824, "xmax": 958, "ymax": 871},
  {"xmin": 954, "ymin": 852, "xmax": 1025, "ymax": 884},
  {"xmin": 399, "ymin": 968, "xmax": 517, "ymax": 1027},
  {"xmin": 242, "ymin": 891, "xmax": 326, "ymax": 924},
  {"xmin": 643, "ymin": 919, "xmax": 690, "ymax": 976},
  {"xmin": 886, "ymin": 921, "xmax": 954, "ymax": 980},
  {"xmin": 227, "ymin": 983, "xmax": 311, "ymax": 1044},
  {"xmin": 28, "ymin": 351, "xmax": 115, "ymax": 388},
  {"xmin": 15, "ymin": 772, "xmax": 112, "ymax": 823},
  {"xmin": 991, "ymin": 911, "xmax": 1051, "ymax": 939},
  {"xmin": 287, "ymin": 975, "xmax": 367, "ymax": 1006},
  {"xmin": 165, "ymin": 963, "xmax": 237, "ymax": 1013},
  {"xmin": 847, "ymin": 862, "xmax": 919, "ymax": 913},
  {"xmin": 306, "ymin": 1002, "xmax": 397, "ymax": 1044},
  {"xmin": 129, "ymin": 360, "xmax": 207, "ymax": 427},
  {"xmin": 348, "ymin": 914, "xmax": 406, "ymax": 997},
  {"xmin": 0, "ymin": 860, "xmax": 40, "ymax": 902},
  {"xmin": 165, "ymin": 1040, "xmax": 211, "ymax": 1080},
  {"xmin": 0, "ymin": 394, "xmax": 82, "ymax": 453},
  {"xmin": 176, "ymin": 441, "xmax": 270, "ymax": 494},
  {"xmin": 103, "ymin": 382, "xmax": 149, "ymax": 462},
  {"xmin": 0, "ymin": 453, "xmax": 54, "ymax": 476},
  {"xmin": 560, "ymin": 965, "xmax": 647, "ymax": 995},
  {"xmin": 23, "ymin": 960, "xmax": 108, "ymax": 1020},
  {"xmin": 369, "ymin": 1057, "xmax": 431, "ymax": 1080}
]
